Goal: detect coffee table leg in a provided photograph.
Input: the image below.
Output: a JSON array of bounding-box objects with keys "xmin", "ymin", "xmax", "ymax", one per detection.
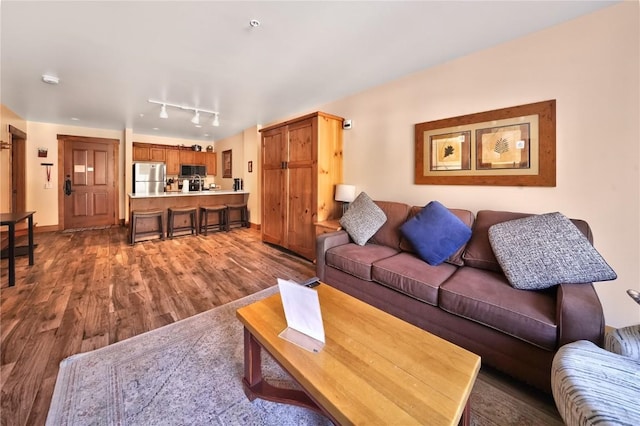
[
  {"xmin": 458, "ymin": 400, "xmax": 471, "ymax": 426},
  {"xmin": 242, "ymin": 326, "xmax": 263, "ymax": 400},
  {"xmin": 241, "ymin": 327, "xmax": 326, "ymax": 416}
]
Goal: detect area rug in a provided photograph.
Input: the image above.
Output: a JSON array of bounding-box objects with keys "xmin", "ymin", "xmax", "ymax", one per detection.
[{"xmin": 47, "ymin": 286, "xmax": 561, "ymax": 425}]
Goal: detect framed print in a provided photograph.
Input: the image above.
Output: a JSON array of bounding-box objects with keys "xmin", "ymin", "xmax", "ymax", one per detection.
[
  {"xmin": 476, "ymin": 123, "xmax": 530, "ymax": 170},
  {"xmin": 415, "ymin": 100, "xmax": 555, "ymax": 186},
  {"xmin": 430, "ymin": 131, "xmax": 471, "ymax": 171},
  {"xmin": 223, "ymin": 149, "xmax": 232, "ymax": 178},
  {"xmin": 248, "ymin": 160, "xmax": 253, "ymax": 173}
]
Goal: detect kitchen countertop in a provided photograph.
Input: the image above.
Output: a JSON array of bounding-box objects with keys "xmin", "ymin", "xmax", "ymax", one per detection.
[{"xmin": 128, "ymin": 190, "xmax": 249, "ymax": 199}]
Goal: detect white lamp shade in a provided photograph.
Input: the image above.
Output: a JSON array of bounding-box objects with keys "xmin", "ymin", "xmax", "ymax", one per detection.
[{"xmin": 335, "ymin": 184, "xmax": 356, "ymax": 202}]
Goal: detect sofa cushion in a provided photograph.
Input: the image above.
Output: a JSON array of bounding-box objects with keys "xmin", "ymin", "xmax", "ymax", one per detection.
[
  {"xmin": 400, "ymin": 204, "xmax": 474, "ymax": 266},
  {"xmin": 326, "ymin": 243, "xmax": 399, "ymax": 281},
  {"xmin": 340, "ymin": 192, "xmax": 387, "ymax": 246},
  {"xmin": 370, "ymin": 201, "xmax": 411, "ymax": 250},
  {"xmin": 399, "ymin": 201, "xmax": 472, "ymax": 266},
  {"xmin": 371, "ymin": 252, "xmax": 457, "ymax": 306},
  {"xmin": 489, "ymin": 212, "xmax": 617, "ymax": 290},
  {"xmin": 463, "ymin": 210, "xmax": 595, "ymax": 273},
  {"xmin": 462, "ymin": 211, "xmax": 532, "ymax": 272},
  {"xmin": 439, "ymin": 267, "xmax": 558, "ymax": 350}
]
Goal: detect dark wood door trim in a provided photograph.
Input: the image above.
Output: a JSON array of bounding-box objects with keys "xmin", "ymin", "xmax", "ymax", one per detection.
[
  {"xmin": 57, "ymin": 135, "xmax": 120, "ymax": 230},
  {"xmin": 9, "ymin": 125, "xmax": 27, "ymax": 213}
]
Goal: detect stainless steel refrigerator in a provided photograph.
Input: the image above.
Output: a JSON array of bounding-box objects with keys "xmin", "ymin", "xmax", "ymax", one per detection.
[{"xmin": 133, "ymin": 162, "xmax": 166, "ymax": 194}]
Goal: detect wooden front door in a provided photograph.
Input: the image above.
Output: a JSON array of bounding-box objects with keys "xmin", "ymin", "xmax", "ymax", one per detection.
[{"xmin": 61, "ymin": 136, "xmax": 117, "ymax": 229}]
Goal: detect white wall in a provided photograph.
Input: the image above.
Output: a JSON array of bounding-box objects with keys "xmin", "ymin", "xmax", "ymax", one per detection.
[
  {"xmin": 243, "ymin": 126, "xmax": 261, "ymax": 225},
  {"xmin": 315, "ymin": 2, "xmax": 639, "ymax": 327}
]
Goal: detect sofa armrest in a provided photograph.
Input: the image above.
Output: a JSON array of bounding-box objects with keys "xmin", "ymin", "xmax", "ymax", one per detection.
[
  {"xmin": 556, "ymin": 283, "xmax": 605, "ymax": 347},
  {"xmin": 316, "ymin": 230, "xmax": 350, "ymax": 281}
]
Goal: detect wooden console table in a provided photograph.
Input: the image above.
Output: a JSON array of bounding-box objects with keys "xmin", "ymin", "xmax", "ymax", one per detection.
[{"xmin": 1, "ymin": 211, "xmax": 35, "ymax": 287}]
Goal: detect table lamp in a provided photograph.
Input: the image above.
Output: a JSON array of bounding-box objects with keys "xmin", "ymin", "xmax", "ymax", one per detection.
[{"xmin": 335, "ymin": 184, "xmax": 356, "ymax": 215}]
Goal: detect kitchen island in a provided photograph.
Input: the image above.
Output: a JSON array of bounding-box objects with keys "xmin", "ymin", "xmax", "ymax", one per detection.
[{"xmin": 127, "ymin": 190, "xmax": 249, "ymax": 230}]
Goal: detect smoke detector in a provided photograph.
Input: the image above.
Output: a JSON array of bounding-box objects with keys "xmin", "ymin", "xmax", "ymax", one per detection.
[{"xmin": 41, "ymin": 74, "xmax": 60, "ymax": 85}]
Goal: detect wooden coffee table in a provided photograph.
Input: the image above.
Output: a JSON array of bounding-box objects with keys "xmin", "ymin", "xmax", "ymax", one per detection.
[{"xmin": 236, "ymin": 284, "xmax": 480, "ymax": 425}]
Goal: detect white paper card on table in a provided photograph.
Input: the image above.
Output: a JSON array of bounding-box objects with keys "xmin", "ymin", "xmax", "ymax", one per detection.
[{"xmin": 277, "ymin": 278, "xmax": 325, "ymax": 353}]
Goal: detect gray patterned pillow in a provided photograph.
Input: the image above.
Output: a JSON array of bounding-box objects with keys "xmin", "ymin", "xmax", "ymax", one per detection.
[
  {"xmin": 339, "ymin": 192, "xmax": 387, "ymax": 246},
  {"xmin": 488, "ymin": 212, "xmax": 616, "ymax": 290}
]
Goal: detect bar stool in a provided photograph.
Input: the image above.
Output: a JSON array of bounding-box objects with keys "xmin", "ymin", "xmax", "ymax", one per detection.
[
  {"xmin": 226, "ymin": 203, "xmax": 249, "ymax": 230},
  {"xmin": 199, "ymin": 205, "xmax": 227, "ymax": 235},
  {"xmin": 130, "ymin": 210, "xmax": 165, "ymax": 244},
  {"xmin": 168, "ymin": 207, "xmax": 198, "ymax": 238}
]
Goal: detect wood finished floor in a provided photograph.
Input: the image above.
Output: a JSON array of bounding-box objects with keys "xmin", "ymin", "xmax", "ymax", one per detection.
[{"xmin": 0, "ymin": 226, "xmax": 315, "ymax": 426}]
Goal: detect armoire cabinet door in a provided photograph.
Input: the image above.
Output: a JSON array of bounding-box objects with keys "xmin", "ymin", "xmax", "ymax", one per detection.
[
  {"xmin": 261, "ymin": 127, "xmax": 287, "ymax": 246},
  {"xmin": 286, "ymin": 118, "xmax": 317, "ymax": 260}
]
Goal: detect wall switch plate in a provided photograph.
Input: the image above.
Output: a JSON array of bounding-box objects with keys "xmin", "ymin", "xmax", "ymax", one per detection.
[{"xmin": 45, "ymin": 182, "xmax": 53, "ymax": 189}]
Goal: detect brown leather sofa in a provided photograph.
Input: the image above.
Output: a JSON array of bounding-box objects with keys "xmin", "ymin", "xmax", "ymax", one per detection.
[{"xmin": 316, "ymin": 201, "xmax": 605, "ymax": 393}]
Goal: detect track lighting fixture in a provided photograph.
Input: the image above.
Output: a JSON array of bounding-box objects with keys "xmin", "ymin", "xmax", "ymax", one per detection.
[
  {"xmin": 148, "ymin": 99, "xmax": 220, "ymax": 126},
  {"xmin": 159, "ymin": 104, "xmax": 168, "ymax": 119}
]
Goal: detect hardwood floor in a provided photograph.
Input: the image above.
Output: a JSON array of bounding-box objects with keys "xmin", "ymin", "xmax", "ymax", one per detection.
[{"xmin": 0, "ymin": 226, "xmax": 315, "ymax": 426}]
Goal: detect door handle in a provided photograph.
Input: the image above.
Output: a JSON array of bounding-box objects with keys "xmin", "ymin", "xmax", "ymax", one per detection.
[{"xmin": 64, "ymin": 175, "xmax": 73, "ymax": 196}]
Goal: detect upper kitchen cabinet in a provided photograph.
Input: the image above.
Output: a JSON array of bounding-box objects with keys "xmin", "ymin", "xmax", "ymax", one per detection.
[
  {"xmin": 179, "ymin": 148, "xmax": 195, "ymax": 165},
  {"xmin": 205, "ymin": 152, "xmax": 217, "ymax": 176},
  {"xmin": 165, "ymin": 147, "xmax": 180, "ymax": 175},
  {"xmin": 260, "ymin": 111, "xmax": 343, "ymax": 261},
  {"xmin": 133, "ymin": 143, "xmax": 165, "ymax": 162}
]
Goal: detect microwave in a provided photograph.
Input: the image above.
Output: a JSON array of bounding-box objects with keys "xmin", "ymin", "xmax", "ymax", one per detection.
[{"xmin": 180, "ymin": 164, "xmax": 207, "ymax": 177}]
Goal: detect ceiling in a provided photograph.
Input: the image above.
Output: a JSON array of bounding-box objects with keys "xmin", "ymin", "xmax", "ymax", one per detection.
[{"xmin": 1, "ymin": 1, "xmax": 617, "ymax": 142}]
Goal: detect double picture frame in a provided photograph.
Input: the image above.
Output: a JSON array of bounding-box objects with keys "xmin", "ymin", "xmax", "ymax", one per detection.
[{"xmin": 415, "ymin": 100, "xmax": 556, "ymax": 186}]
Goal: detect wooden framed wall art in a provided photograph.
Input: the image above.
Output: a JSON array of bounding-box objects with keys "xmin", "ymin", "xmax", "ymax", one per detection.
[
  {"xmin": 415, "ymin": 100, "xmax": 556, "ymax": 186},
  {"xmin": 223, "ymin": 149, "xmax": 232, "ymax": 178}
]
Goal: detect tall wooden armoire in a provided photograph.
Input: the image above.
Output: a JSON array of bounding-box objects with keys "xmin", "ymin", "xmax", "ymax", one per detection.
[{"xmin": 260, "ymin": 112, "xmax": 344, "ymax": 261}]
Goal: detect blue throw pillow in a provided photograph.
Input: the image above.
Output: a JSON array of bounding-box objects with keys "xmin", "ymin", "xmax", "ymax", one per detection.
[{"xmin": 400, "ymin": 201, "xmax": 472, "ymax": 266}]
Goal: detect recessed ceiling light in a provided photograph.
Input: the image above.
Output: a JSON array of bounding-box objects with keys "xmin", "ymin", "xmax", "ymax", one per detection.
[
  {"xmin": 153, "ymin": 127, "xmax": 159, "ymax": 131},
  {"xmin": 42, "ymin": 74, "xmax": 60, "ymax": 84},
  {"xmin": 70, "ymin": 117, "xmax": 79, "ymax": 121},
  {"xmin": 249, "ymin": 19, "xmax": 260, "ymax": 27}
]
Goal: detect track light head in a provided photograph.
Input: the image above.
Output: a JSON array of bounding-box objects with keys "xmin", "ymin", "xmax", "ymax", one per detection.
[
  {"xmin": 191, "ymin": 110, "xmax": 200, "ymax": 125},
  {"xmin": 159, "ymin": 104, "xmax": 168, "ymax": 119},
  {"xmin": 148, "ymin": 100, "xmax": 219, "ymax": 127}
]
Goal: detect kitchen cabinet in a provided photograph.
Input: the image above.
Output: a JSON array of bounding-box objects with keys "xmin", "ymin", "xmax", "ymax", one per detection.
[
  {"xmin": 132, "ymin": 143, "xmax": 150, "ymax": 161},
  {"xmin": 194, "ymin": 151, "xmax": 206, "ymax": 166},
  {"xmin": 133, "ymin": 143, "xmax": 166, "ymax": 162},
  {"xmin": 132, "ymin": 143, "xmax": 216, "ymax": 176},
  {"xmin": 149, "ymin": 146, "xmax": 165, "ymax": 162},
  {"xmin": 205, "ymin": 152, "xmax": 217, "ymax": 176},
  {"xmin": 165, "ymin": 147, "xmax": 180, "ymax": 175},
  {"xmin": 179, "ymin": 148, "xmax": 195, "ymax": 165},
  {"xmin": 260, "ymin": 111, "xmax": 343, "ymax": 261}
]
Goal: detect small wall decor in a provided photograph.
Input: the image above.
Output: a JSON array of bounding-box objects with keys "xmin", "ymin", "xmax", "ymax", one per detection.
[
  {"xmin": 223, "ymin": 149, "xmax": 232, "ymax": 178},
  {"xmin": 415, "ymin": 100, "xmax": 556, "ymax": 187},
  {"xmin": 38, "ymin": 147, "xmax": 48, "ymax": 158},
  {"xmin": 248, "ymin": 161, "xmax": 253, "ymax": 173}
]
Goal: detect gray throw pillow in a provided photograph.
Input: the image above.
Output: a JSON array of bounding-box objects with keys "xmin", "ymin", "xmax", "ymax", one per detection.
[
  {"xmin": 339, "ymin": 192, "xmax": 387, "ymax": 246},
  {"xmin": 488, "ymin": 212, "xmax": 616, "ymax": 290}
]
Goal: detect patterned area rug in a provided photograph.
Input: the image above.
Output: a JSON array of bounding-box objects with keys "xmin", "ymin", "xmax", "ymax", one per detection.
[{"xmin": 46, "ymin": 286, "xmax": 562, "ymax": 425}]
